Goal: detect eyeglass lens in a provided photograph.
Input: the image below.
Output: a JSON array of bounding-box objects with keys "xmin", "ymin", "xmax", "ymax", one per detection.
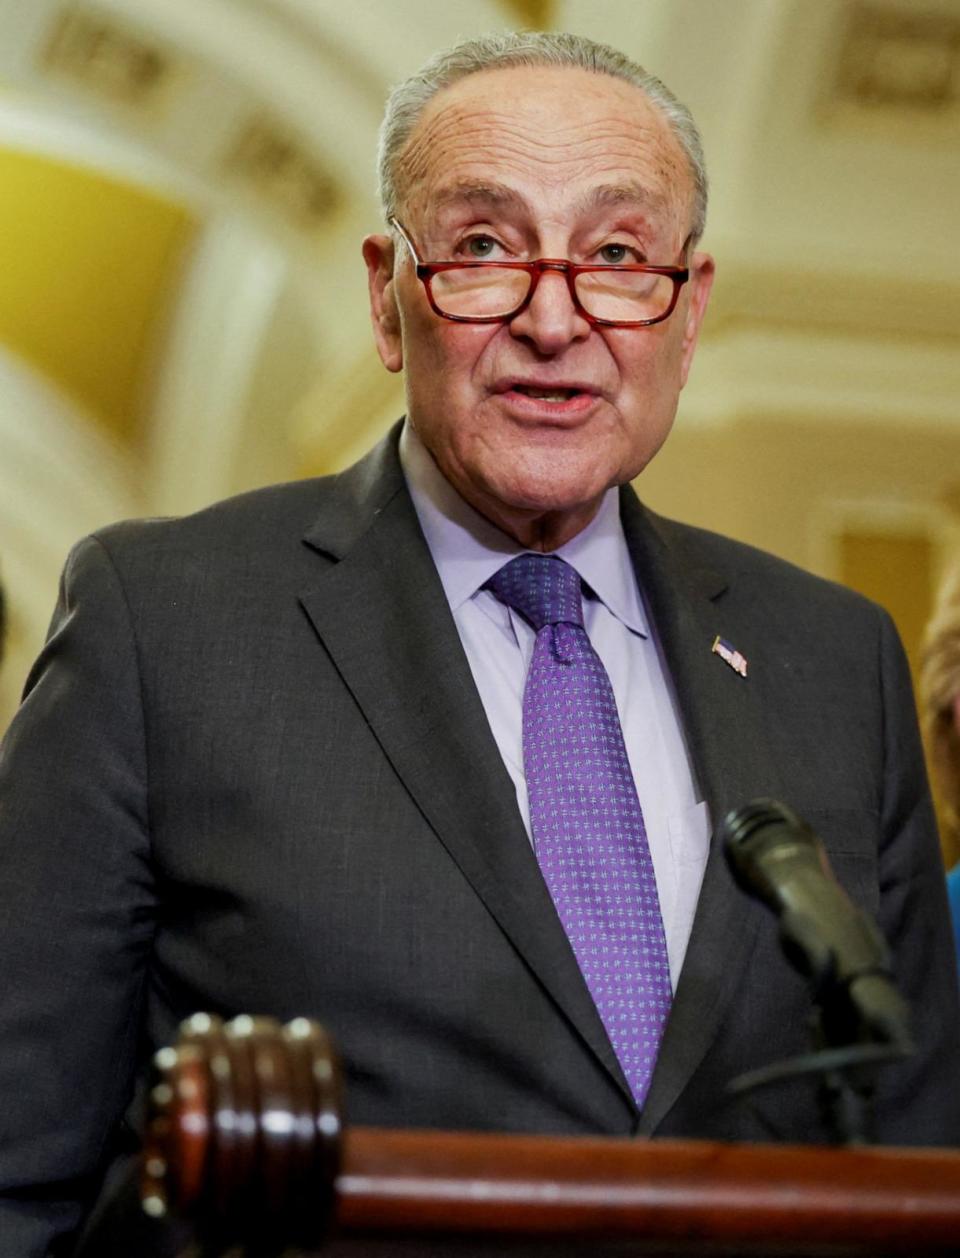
[{"xmin": 431, "ymin": 266, "xmax": 676, "ymax": 322}]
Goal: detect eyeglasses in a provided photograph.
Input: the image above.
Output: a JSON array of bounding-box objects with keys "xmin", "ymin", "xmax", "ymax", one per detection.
[{"xmin": 390, "ymin": 218, "xmax": 690, "ymax": 328}]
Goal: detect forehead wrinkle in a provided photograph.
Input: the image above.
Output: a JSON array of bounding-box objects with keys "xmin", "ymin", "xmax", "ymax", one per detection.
[
  {"xmin": 429, "ymin": 177, "xmax": 670, "ymax": 229},
  {"xmin": 398, "ymin": 93, "xmax": 692, "ymax": 233},
  {"xmin": 412, "ymin": 139, "xmax": 681, "ymax": 211},
  {"xmin": 415, "ymin": 110, "xmax": 671, "ymax": 169},
  {"xmin": 402, "ymin": 102, "xmax": 667, "ymax": 182}
]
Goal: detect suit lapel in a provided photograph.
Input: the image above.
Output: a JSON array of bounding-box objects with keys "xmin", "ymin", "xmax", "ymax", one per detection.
[
  {"xmin": 298, "ymin": 433, "xmax": 634, "ymax": 1109},
  {"xmin": 620, "ymin": 491, "xmax": 784, "ymax": 1134}
]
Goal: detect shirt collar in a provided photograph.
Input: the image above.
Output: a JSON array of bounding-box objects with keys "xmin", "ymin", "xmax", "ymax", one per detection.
[{"xmin": 400, "ymin": 422, "xmax": 648, "ymax": 637}]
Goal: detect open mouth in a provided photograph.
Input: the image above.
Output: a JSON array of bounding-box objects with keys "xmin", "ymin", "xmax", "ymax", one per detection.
[{"xmin": 511, "ymin": 385, "xmax": 584, "ymax": 401}]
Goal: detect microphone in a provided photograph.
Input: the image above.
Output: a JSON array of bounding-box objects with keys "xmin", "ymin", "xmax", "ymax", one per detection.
[{"xmin": 722, "ymin": 799, "xmax": 912, "ymax": 1051}]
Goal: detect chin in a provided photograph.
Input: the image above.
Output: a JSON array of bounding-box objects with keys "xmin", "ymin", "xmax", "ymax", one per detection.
[{"xmin": 485, "ymin": 466, "xmax": 613, "ymax": 517}]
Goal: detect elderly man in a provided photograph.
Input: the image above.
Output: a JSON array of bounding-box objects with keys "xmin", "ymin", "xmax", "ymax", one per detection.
[{"xmin": 0, "ymin": 31, "xmax": 958, "ymax": 1257}]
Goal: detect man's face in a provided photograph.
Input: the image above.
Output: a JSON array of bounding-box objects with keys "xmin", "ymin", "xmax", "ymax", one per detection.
[{"xmin": 364, "ymin": 64, "xmax": 714, "ymax": 547}]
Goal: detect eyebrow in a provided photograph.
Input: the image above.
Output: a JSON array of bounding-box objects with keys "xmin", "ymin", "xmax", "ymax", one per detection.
[
  {"xmin": 429, "ymin": 178, "xmax": 667, "ymax": 221},
  {"xmin": 431, "ymin": 181, "xmax": 528, "ymax": 214},
  {"xmin": 577, "ymin": 181, "xmax": 668, "ymax": 216}
]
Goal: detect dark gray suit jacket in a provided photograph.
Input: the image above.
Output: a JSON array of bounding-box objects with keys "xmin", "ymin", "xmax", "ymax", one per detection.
[{"xmin": 1, "ymin": 426, "xmax": 958, "ymax": 1255}]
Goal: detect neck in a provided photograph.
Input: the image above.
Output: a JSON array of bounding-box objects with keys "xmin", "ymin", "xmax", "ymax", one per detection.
[
  {"xmin": 398, "ymin": 423, "xmax": 606, "ymax": 552},
  {"xmin": 467, "ymin": 494, "xmax": 602, "ymax": 552}
]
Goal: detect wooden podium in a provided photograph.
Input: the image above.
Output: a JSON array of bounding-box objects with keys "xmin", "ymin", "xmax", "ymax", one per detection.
[
  {"xmin": 140, "ymin": 1015, "xmax": 960, "ymax": 1256},
  {"xmin": 320, "ymin": 1125, "xmax": 960, "ymax": 1257}
]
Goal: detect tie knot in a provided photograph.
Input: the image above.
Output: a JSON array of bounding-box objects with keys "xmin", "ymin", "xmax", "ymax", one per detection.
[{"xmin": 486, "ymin": 554, "xmax": 584, "ymax": 631}]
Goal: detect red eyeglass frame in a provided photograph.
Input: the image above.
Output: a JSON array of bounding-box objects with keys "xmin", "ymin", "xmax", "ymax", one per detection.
[{"xmin": 389, "ymin": 218, "xmax": 691, "ymax": 328}]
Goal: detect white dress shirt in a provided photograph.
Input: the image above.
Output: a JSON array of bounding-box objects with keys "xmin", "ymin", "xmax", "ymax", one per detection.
[{"xmin": 400, "ymin": 423, "xmax": 710, "ymax": 988}]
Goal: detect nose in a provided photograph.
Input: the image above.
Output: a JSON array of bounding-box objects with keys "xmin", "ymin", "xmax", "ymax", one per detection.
[{"xmin": 508, "ymin": 264, "xmax": 591, "ymax": 354}]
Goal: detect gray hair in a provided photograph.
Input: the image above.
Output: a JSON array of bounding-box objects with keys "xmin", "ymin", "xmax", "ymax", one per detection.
[{"xmin": 377, "ymin": 31, "xmax": 708, "ymax": 242}]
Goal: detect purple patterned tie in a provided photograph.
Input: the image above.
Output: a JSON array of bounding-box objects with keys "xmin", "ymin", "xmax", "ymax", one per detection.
[{"xmin": 487, "ymin": 553, "xmax": 672, "ymax": 1107}]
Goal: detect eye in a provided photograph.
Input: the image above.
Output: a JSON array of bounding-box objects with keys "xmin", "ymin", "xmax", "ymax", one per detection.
[
  {"xmin": 596, "ymin": 241, "xmax": 640, "ymax": 265},
  {"xmin": 459, "ymin": 234, "xmax": 502, "ymax": 260}
]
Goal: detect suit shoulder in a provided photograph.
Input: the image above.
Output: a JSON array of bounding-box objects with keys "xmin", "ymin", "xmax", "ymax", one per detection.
[
  {"xmin": 85, "ymin": 426, "xmax": 404, "ymax": 569},
  {"xmin": 56, "ymin": 478, "xmax": 355, "ymax": 617},
  {"xmin": 87, "ymin": 476, "xmax": 338, "ymax": 563},
  {"xmin": 650, "ymin": 511, "xmax": 888, "ymax": 624}
]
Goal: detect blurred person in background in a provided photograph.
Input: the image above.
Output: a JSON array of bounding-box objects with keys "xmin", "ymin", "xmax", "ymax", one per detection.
[
  {"xmin": 0, "ymin": 30, "xmax": 958, "ymax": 1257},
  {"xmin": 920, "ymin": 560, "xmax": 960, "ymax": 962}
]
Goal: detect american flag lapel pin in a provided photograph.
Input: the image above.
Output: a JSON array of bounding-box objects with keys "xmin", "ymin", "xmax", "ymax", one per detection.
[{"xmin": 712, "ymin": 635, "xmax": 748, "ymax": 678}]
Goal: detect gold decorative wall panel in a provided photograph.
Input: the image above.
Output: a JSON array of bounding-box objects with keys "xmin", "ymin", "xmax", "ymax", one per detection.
[
  {"xmin": 0, "ymin": 151, "xmax": 197, "ymax": 441},
  {"xmin": 833, "ymin": 2, "xmax": 960, "ymax": 112},
  {"xmin": 839, "ymin": 528, "xmax": 934, "ymax": 683},
  {"xmin": 42, "ymin": 7, "xmax": 173, "ymax": 110},
  {"xmin": 223, "ymin": 115, "xmax": 339, "ymax": 233}
]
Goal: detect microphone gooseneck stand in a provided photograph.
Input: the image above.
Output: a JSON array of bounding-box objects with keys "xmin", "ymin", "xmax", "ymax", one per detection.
[{"xmin": 722, "ymin": 799, "xmax": 915, "ymax": 1145}]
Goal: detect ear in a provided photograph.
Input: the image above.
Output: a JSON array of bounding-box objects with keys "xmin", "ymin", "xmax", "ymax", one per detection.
[
  {"xmin": 362, "ymin": 233, "xmax": 403, "ymax": 373},
  {"xmin": 678, "ymin": 250, "xmax": 715, "ymax": 389}
]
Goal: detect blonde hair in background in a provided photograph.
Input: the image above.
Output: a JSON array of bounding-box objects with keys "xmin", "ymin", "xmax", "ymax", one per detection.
[{"xmin": 920, "ymin": 561, "xmax": 960, "ymax": 865}]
